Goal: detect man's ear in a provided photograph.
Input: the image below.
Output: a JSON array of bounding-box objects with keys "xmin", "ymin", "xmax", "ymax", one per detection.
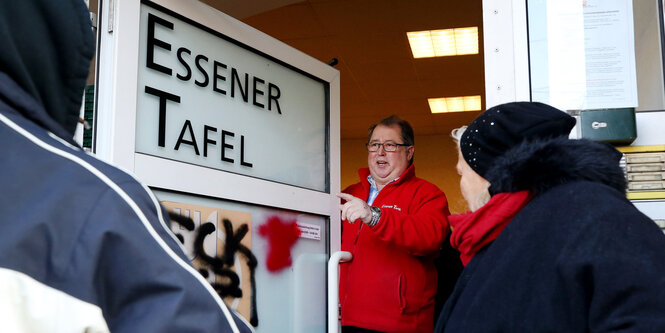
[{"xmin": 407, "ymin": 146, "xmax": 415, "ymax": 161}]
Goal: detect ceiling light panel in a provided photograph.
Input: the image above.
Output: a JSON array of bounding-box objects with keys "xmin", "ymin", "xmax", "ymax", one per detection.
[
  {"xmin": 407, "ymin": 27, "xmax": 479, "ymax": 58},
  {"xmin": 428, "ymin": 98, "xmax": 448, "ymax": 113},
  {"xmin": 406, "ymin": 31, "xmax": 435, "ymax": 58},
  {"xmin": 454, "ymin": 27, "xmax": 479, "ymax": 55},
  {"xmin": 430, "ymin": 29, "xmax": 456, "ymax": 56},
  {"xmin": 428, "ymin": 95, "xmax": 482, "ymax": 113}
]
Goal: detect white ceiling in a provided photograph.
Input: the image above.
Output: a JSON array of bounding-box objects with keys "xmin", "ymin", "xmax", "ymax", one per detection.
[{"xmin": 201, "ymin": 0, "xmax": 485, "ymax": 139}]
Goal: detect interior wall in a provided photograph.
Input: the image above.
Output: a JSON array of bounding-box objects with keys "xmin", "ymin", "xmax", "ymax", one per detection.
[
  {"xmin": 633, "ymin": 0, "xmax": 665, "ymax": 110},
  {"xmin": 340, "ymin": 133, "xmax": 468, "ymax": 215}
]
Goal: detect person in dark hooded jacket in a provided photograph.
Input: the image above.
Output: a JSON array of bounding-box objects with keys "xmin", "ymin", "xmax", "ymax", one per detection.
[
  {"xmin": 0, "ymin": 1, "xmax": 252, "ymax": 332},
  {"xmin": 435, "ymin": 101, "xmax": 665, "ymax": 332}
]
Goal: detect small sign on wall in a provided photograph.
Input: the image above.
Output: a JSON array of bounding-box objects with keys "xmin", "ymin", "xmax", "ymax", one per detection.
[{"xmin": 296, "ymin": 222, "xmax": 322, "ymax": 241}]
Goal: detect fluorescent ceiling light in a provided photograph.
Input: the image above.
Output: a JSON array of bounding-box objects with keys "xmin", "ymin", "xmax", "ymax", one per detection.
[
  {"xmin": 428, "ymin": 95, "xmax": 482, "ymax": 113},
  {"xmin": 407, "ymin": 27, "xmax": 479, "ymax": 58}
]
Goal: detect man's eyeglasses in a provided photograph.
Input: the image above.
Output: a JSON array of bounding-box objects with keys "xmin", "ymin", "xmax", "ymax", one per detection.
[{"xmin": 366, "ymin": 141, "xmax": 410, "ymax": 152}]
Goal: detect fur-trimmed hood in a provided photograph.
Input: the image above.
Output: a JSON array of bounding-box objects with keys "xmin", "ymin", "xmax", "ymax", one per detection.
[{"xmin": 485, "ymin": 137, "xmax": 626, "ymax": 195}]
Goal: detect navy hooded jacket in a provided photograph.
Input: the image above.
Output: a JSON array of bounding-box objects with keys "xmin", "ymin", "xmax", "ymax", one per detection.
[{"xmin": 0, "ymin": 0, "xmax": 252, "ymax": 332}]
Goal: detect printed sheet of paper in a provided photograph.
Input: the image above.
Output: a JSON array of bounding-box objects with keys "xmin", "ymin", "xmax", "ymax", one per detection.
[{"xmin": 530, "ymin": 0, "xmax": 638, "ymax": 110}]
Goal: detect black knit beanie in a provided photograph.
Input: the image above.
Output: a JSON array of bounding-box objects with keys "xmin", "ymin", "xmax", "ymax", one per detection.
[{"xmin": 460, "ymin": 101, "xmax": 576, "ymax": 178}]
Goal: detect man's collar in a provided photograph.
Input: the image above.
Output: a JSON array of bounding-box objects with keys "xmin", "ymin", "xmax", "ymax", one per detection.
[
  {"xmin": 358, "ymin": 165, "xmax": 416, "ymax": 192},
  {"xmin": 367, "ymin": 175, "xmax": 400, "ymax": 190},
  {"xmin": 360, "ymin": 164, "xmax": 416, "ymax": 184}
]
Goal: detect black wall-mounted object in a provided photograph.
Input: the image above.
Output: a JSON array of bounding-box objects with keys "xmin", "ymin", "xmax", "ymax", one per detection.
[{"xmin": 580, "ymin": 108, "xmax": 637, "ymax": 145}]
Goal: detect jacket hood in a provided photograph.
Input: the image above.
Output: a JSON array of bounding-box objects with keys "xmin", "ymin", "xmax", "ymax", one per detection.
[
  {"xmin": 0, "ymin": 0, "xmax": 94, "ymax": 140},
  {"xmin": 485, "ymin": 137, "xmax": 626, "ymax": 195}
]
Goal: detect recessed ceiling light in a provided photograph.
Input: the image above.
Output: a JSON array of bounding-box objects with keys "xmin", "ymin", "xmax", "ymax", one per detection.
[
  {"xmin": 407, "ymin": 27, "xmax": 479, "ymax": 58},
  {"xmin": 452, "ymin": 27, "xmax": 480, "ymax": 55},
  {"xmin": 428, "ymin": 95, "xmax": 482, "ymax": 113}
]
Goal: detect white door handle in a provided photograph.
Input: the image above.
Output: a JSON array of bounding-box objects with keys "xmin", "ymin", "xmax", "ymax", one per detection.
[{"xmin": 327, "ymin": 251, "xmax": 353, "ymax": 333}]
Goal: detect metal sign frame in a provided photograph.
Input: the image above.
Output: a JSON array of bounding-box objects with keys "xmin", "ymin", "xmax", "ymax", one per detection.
[{"xmin": 95, "ymin": 0, "xmax": 341, "ymax": 249}]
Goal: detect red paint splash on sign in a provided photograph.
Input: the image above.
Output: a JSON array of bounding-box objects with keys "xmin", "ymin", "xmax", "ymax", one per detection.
[{"xmin": 258, "ymin": 217, "xmax": 301, "ymax": 272}]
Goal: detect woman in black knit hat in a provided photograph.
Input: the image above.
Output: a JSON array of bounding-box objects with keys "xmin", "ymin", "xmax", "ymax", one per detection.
[{"xmin": 435, "ymin": 101, "xmax": 665, "ymax": 332}]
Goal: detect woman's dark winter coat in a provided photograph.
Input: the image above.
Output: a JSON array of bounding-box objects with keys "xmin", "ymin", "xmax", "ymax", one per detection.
[{"xmin": 435, "ymin": 137, "xmax": 665, "ymax": 332}]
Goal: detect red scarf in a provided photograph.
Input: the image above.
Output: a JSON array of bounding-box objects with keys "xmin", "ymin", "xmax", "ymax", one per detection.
[{"xmin": 449, "ymin": 190, "xmax": 533, "ymax": 266}]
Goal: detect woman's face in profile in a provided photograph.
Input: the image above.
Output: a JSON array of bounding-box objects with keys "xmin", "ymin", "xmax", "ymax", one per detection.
[{"xmin": 456, "ymin": 152, "xmax": 489, "ymax": 211}]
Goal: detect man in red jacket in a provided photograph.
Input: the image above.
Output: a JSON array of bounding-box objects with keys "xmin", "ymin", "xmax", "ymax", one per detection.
[{"xmin": 338, "ymin": 115, "xmax": 455, "ymax": 333}]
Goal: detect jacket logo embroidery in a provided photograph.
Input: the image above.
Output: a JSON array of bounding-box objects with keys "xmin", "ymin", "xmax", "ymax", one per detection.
[{"xmin": 380, "ymin": 204, "xmax": 401, "ymax": 211}]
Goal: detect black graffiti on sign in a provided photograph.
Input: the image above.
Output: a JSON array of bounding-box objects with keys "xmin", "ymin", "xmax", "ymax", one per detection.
[
  {"xmin": 169, "ymin": 212, "xmax": 259, "ymax": 327},
  {"xmin": 168, "ymin": 211, "xmax": 195, "ymax": 243}
]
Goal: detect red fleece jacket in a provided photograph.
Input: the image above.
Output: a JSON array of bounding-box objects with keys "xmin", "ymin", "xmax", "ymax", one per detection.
[{"xmin": 340, "ymin": 165, "xmax": 450, "ymax": 333}]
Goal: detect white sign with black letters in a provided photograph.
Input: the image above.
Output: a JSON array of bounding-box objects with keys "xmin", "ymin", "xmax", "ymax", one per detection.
[{"xmin": 135, "ymin": 2, "xmax": 327, "ymax": 191}]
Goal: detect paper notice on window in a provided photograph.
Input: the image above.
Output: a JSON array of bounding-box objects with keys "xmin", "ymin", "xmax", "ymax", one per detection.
[
  {"xmin": 531, "ymin": 0, "xmax": 638, "ymax": 110},
  {"xmin": 581, "ymin": 0, "xmax": 638, "ymax": 109}
]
